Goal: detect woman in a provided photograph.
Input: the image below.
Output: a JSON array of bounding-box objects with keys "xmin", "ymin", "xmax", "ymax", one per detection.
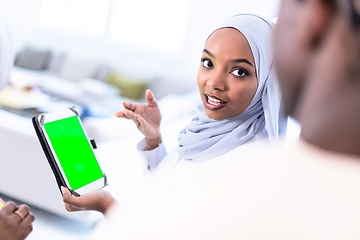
[
  {"xmin": 62, "ymin": 14, "xmax": 285, "ymax": 214},
  {"xmin": 115, "ymin": 13, "xmax": 284, "ymax": 170}
]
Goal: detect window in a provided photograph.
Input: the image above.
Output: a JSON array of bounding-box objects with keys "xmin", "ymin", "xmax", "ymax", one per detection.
[
  {"xmin": 108, "ymin": 0, "xmax": 192, "ymax": 54},
  {"xmin": 40, "ymin": 0, "xmax": 111, "ymax": 36},
  {"xmin": 39, "ymin": 0, "xmax": 192, "ymax": 54}
]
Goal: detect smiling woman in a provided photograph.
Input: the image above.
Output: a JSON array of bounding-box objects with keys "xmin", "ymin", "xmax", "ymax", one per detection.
[
  {"xmin": 61, "ymin": 13, "xmax": 286, "ymax": 223},
  {"xmin": 176, "ymin": 14, "xmax": 284, "ymax": 162},
  {"xmin": 114, "ymin": 14, "xmax": 285, "ymax": 165}
]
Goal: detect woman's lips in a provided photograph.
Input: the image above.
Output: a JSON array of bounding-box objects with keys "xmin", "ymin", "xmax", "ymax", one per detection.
[{"xmin": 204, "ymin": 93, "xmax": 228, "ymax": 111}]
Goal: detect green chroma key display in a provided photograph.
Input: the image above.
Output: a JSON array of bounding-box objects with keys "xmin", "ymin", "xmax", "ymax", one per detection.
[{"xmin": 44, "ymin": 116, "xmax": 103, "ymax": 190}]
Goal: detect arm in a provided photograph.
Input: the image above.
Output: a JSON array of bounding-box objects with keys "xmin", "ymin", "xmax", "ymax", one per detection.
[
  {"xmin": 0, "ymin": 202, "xmax": 35, "ymax": 240},
  {"xmin": 62, "ymin": 187, "xmax": 117, "ymax": 217},
  {"xmin": 137, "ymin": 138, "xmax": 167, "ymax": 170},
  {"xmin": 115, "ymin": 90, "xmax": 162, "ymax": 150}
]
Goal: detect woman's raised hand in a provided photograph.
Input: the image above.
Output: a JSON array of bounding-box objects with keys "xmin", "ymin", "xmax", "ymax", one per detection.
[{"xmin": 115, "ymin": 89, "xmax": 162, "ymax": 150}]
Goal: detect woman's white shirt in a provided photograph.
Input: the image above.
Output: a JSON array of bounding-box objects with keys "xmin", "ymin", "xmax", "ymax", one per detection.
[
  {"xmin": 137, "ymin": 127, "xmax": 269, "ymax": 175},
  {"xmin": 137, "ymin": 139, "xmax": 167, "ymax": 170}
]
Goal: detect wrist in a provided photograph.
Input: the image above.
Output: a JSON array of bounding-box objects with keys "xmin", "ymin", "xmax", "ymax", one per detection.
[
  {"xmin": 100, "ymin": 191, "xmax": 117, "ymax": 215},
  {"xmin": 145, "ymin": 136, "xmax": 162, "ymax": 150}
]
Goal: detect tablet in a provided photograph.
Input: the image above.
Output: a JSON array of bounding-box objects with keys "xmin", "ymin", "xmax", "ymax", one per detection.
[{"xmin": 32, "ymin": 106, "xmax": 107, "ymax": 197}]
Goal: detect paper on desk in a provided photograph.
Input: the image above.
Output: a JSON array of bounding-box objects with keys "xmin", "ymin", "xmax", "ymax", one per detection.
[
  {"xmin": 0, "ymin": 86, "xmax": 50, "ymax": 109},
  {"xmin": 0, "ymin": 197, "xmax": 5, "ymax": 208},
  {"xmin": 10, "ymin": 70, "xmax": 45, "ymax": 89}
]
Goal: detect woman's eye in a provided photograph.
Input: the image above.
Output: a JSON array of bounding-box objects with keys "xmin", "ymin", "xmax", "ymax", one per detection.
[
  {"xmin": 231, "ymin": 69, "xmax": 247, "ymax": 77},
  {"xmin": 202, "ymin": 59, "xmax": 213, "ymax": 68}
]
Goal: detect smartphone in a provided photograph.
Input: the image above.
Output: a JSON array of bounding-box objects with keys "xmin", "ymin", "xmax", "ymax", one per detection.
[{"xmin": 32, "ymin": 106, "xmax": 107, "ymax": 196}]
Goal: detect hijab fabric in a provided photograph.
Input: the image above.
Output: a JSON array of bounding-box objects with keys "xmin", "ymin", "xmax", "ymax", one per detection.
[
  {"xmin": 0, "ymin": 19, "xmax": 13, "ymax": 91},
  {"xmin": 178, "ymin": 14, "xmax": 284, "ymax": 162}
]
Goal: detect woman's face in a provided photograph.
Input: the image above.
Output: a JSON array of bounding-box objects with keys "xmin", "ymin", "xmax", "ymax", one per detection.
[{"xmin": 197, "ymin": 27, "xmax": 258, "ymax": 121}]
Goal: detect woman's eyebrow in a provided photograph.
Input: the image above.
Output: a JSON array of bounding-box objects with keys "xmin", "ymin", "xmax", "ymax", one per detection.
[
  {"xmin": 203, "ymin": 49, "xmax": 215, "ymax": 58},
  {"xmin": 231, "ymin": 59, "xmax": 254, "ymax": 68},
  {"xmin": 203, "ymin": 49, "xmax": 254, "ymax": 68}
]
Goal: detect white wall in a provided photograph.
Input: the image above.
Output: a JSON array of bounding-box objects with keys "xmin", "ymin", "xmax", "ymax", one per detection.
[{"xmin": 0, "ymin": 0, "xmax": 280, "ymax": 98}]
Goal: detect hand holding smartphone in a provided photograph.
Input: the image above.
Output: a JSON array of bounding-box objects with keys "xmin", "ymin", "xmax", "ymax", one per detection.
[{"xmin": 33, "ymin": 107, "xmax": 107, "ymax": 197}]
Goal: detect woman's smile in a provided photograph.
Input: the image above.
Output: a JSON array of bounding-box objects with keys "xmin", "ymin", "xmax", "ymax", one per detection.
[{"xmin": 204, "ymin": 93, "xmax": 228, "ymax": 111}]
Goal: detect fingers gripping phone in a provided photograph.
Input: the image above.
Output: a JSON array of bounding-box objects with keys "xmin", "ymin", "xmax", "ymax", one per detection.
[{"xmin": 32, "ymin": 106, "xmax": 107, "ymax": 197}]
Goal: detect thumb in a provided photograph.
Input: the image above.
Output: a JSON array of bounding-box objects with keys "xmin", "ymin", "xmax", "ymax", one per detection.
[
  {"xmin": 61, "ymin": 186, "xmax": 72, "ymax": 203},
  {"xmin": 145, "ymin": 89, "xmax": 157, "ymax": 107}
]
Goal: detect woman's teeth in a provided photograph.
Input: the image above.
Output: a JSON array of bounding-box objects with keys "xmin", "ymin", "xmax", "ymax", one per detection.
[
  {"xmin": 208, "ymin": 96, "xmax": 221, "ymax": 106},
  {"xmin": 204, "ymin": 94, "xmax": 227, "ymax": 111}
]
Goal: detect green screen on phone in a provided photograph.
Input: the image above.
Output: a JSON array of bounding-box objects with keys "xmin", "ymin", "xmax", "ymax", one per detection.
[{"xmin": 44, "ymin": 115, "xmax": 103, "ymax": 190}]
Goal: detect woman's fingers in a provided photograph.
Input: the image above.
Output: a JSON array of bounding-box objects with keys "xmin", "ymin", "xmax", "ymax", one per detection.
[
  {"xmin": 62, "ymin": 187, "xmax": 87, "ymax": 212},
  {"xmin": 19, "ymin": 211, "xmax": 35, "ymax": 235},
  {"xmin": 1, "ymin": 202, "xmax": 17, "ymax": 215},
  {"xmin": 117, "ymin": 101, "xmax": 141, "ymax": 119},
  {"xmin": 123, "ymin": 110, "xmax": 141, "ymax": 126},
  {"xmin": 64, "ymin": 203, "xmax": 72, "ymax": 212},
  {"xmin": 138, "ymin": 117, "xmax": 147, "ymax": 129},
  {"xmin": 61, "ymin": 186, "xmax": 72, "ymax": 202},
  {"xmin": 145, "ymin": 89, "xmax": 158, "ymax": 107},
  {"xmin": 64, "ymin": 203, "xmax": 81, "ymax": 212},
  {"xmin": 12, "ymin": 205, "xmax": 30, "ymax": 222},
  {"xmin": 0, "ymin": 202, "xmax": 34, "ymax": 240},
  {"xmin": 17, "ymin": 205, "xmax": 30, "ymax": 217},
  {"xmin": 62, "ymin": 187, "xmax": 110, "ymax": 214},
  {"xmin": 21, "ymin": 224, "xmax": 34, "ymax": 239},
  {"xmin": 114, "ymin": 111, "xmax": 129, "ymax": 119},
  {"xmin": 123, "ymin": 101, "xmax": 136, "ymax": 111},
  {"xmin": 20, "ymin": 211, "xmax": 35, "ymax": 226},
  {"xmin": 124, "ymin": 110, "xmax": 150, "ymax": 131},
  {"xmin": 61, "ymin": 187, "xmax": 83, "ymax": 208}
]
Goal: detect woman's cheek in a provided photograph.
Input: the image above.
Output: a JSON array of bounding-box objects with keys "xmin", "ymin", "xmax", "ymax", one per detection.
[
  {"xmin": 232, "ymin": 79, "xmax": 257, "ymax": 107},
  {"xmin": 196, "ymin": 71, "xmax": 208, "ymax": 90},
  {"xmin": 196, "ymin": 72, "xmax": 206, "ymax": 102}
]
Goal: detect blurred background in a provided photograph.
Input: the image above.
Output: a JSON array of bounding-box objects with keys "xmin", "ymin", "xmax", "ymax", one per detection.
[
  {"xmin": 0, "ymin": 0, "xmax": 280, "ymax": 101},
  {"xmin": 0, "ymin": 0, "xmax": 285, "ymax": 239}
]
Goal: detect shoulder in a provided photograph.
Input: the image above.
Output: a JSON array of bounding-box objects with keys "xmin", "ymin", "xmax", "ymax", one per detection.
[{"xmin": 96, "ymin": 143, "xmax": 360, "ymax": 239}]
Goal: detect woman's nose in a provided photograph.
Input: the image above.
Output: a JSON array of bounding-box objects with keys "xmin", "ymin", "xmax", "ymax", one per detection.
[{"xmin": 206, "ymin": 70, "xmax": 226, "ymax": 91}]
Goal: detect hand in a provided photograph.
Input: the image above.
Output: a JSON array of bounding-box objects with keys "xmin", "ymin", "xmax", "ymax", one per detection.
[
  {"xmin": 115, "ymin": 89, "xmax": 162, "ymax": 150},
  {"xmin": 0, "ymin": 202, "xmax": 35, "ymax": 240},
  {"xmin": 62, "ymin": 187, "xmax": 117, "ymax": 216}
]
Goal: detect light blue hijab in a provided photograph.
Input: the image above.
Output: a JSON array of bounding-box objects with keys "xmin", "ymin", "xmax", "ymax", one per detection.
[{"xmin": 178, "ymin": 14, "xmax": 284, "ymax": 162}]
